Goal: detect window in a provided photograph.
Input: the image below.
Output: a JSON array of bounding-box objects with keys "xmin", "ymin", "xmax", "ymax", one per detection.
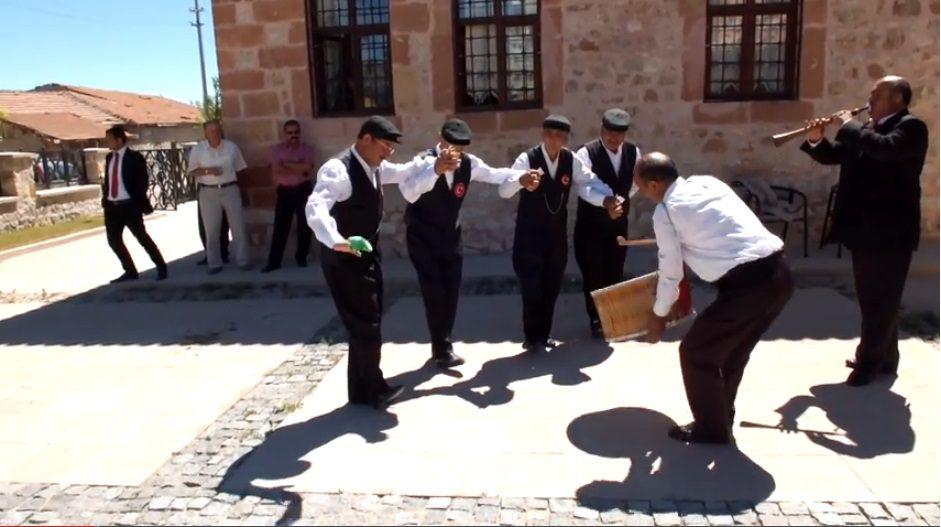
[
  {"xmin": 705, "ymin": 0, "xmax": 801, "ymax": 101},
  {"xmin": 308, "ymin": 0, "xmax": 394, "ymax": 115},
  {"xmin": 454, "ymin": 0, "xmax": 541, "ymax": 111}
]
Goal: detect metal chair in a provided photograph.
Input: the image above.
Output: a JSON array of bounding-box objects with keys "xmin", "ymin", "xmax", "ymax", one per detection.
[
  {"xmin": 731, "ymin": 180, "xmax": 809, "ymax": 257},
  {"xmin": 820, "ymin": 184, "xmax": 843, "ymax": 258}
]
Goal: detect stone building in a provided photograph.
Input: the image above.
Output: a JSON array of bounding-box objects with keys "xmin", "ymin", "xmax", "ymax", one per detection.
[{"xmin": 211, "ymin": 0, "xmax": 939, "ymax": 257}]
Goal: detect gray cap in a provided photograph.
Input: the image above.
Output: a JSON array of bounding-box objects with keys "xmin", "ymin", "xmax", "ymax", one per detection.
[
  {"xmin": 358, "ymin": 115, "xmax": 402, "ymax": 143},
  {"xmin": 441, "ymin": 118, "xmax": 472, "ymax": 146},
  {"xmin": 602, "ymin": 108, "xmax": 631, "ymax": 132},
  {"xmin": 542, "ymin": 114, "xmax": 572, "ymax": 133}
]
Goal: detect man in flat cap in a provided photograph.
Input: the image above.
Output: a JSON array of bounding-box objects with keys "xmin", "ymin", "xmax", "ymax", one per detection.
[
  {"xmin": 305, "ymin": 116, "xmax": 460, "ymax": 408},
  {"xmin": 499, "ymin": 115, "xmax": 622, "ymax": 353},
  {"xmin": 574, "ymin": 108, "xmax": 641, "ymax": 337},
  {"xmin": 399, "ymin": 118, "xmax": 538, "ymax": 368}
]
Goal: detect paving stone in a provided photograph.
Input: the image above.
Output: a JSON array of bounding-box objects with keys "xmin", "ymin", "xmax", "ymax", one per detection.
[
  {"xmin": 760, "ymin": 514, "xmax": 790, "ymax": 526},
  {"xmin": 871, "ymin": 520, "xmax": 899, "ymax": 527},
  {"xmin": 170, "ymin": 497, "xmax": 189, "ymax": 511},
  {"xmin": 623, "ymin": 513, "xmax": 656, "ymax": 526},
  {"xmin": 600, "ymin": 508, "xmax": 629, "ymax": 524},
  {"xmin": 525, "ymin": 498, "xmax": 549, "ymax": 510},
  {"xmin": 549, "ymin": 498, "xmax": 577, "ymax": 513},
  {"xmin": 446, "ymin": 509, "xmax": 473, "ymax": 523},
  {"xmin": 450, "ymin": 497, "xmax": 476, "ymax": 511},
  {"xmin": 653, "ymin": 511, "xmax": 682, "ymax": 526},
  {"xmin": 393, "ymin": 510, "xmax": 421, "ymax": 525},
  {"xmin": 499, "ymin": 509, "xmax": 523, "ymax": 525},
  {"xmin": 706, "ymin": 514, "xmax": 735, "ymax": 526},
  {"xmin": 201, "ymin": 501, "xmax": 230, "ymax": 517},
  {"xmin": 808, "ymin": 503, "xmax": 836, "ymax": 515},
  {"xmin": 756, "ymin": 503, "xmax": 782, "ymax": 515},
  {"xmin": 381, "ymin": 495, "xmax": 403, "ymax": 506},
  {"xmin": 832, "ymin": 502, "xmax": 863, "ymax": 515},
  {"xmin": 912, "ymin": 504, "xmax": 940, "ymax": 524},
  {"xmin": 683, "ymin": 513, "xmax": 709, "ymax": 526},
  {"xmin": 477, "ymin": 497, "xmax": 501, "ymax": 507},
  {"xmin": 549, "ymin": 513, "xmax": 575, "ymax": 526},
  {"xmin": 787, "ymin": 515, "xmax": 819, "ymax": 526},
  {"xmin": 897, "ymin": 518, "xmax": 928, "ymax": 526},
  {"xmin": 501, "ymin": 497, "xmax": 526, "ymax": 510},
  {"xmin": 885, "ymin": 504, "xmax": 916, "ymax": 521},
  {"xmin": 841, "ymin": 514, "xmax": 873, "ymax": 525},
  {"xmin": 779, "ymin": 502, "xmax": 811, "ymax": 516},
  {"xmin": 149, "ymin": 496, "xmax": 174, "ymax": 511},
  {"xmin": 475, "ymin": 505, "xmax": 500, "ymax": 523},
  {"xmin": 427, "ymin": 497, "xmax": 452, "ymax": 510},
  {"xmin": 859, "ymin": 503, "xmax": 891, "ymax": 520},
  {"xmin": 813, "ymin": 513, "xmax": 845, "ymax": 526},
  {"xmin": 573, "ymin": 506, "xmax": 600, "ymax": 520}
]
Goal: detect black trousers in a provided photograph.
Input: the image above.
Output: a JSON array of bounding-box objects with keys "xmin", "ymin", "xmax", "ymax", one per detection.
[
  {"xmin": 104, "ymin": 202, "xmax": 166, "ymax": 274},
  {"xmin": 513, "ymin": 231, "xmax": 568, "ymax": 344},
  {"xmin": 851, "ymin": 247, "xmax": 913, "ymax": 374},
  {"xmin": 574, "ymin": 220, "xmax": 627, "ymax": 325},
  {"xmin": 198, "ymin": 200, "xmax": 229, "ymax": 262},
  {"xmin": 266, "ymin": 182, "xmax": 313, "ymax": 267},
  {"xmin": 407, "ymin": 230, "xmax": 462, "ymax": 356},
  {"xmin": 321, "ymin": 249, "xmax": 389, "ymax": 404},
  {"xmin": 679, "ymin": 252, "xmax": 793, "ymax": 440}
]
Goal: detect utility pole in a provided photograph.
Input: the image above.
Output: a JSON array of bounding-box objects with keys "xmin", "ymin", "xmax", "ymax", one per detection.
[{"xmin": 190, "ymin": 0, "xmax": 209, "ymax": 106}]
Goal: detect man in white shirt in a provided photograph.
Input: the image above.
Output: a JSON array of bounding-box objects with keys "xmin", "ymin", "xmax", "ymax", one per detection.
[
  {"xmin": 636, "ymin": 152, "xmax": 793, "ymax": 445},
  {"xmin": 305, "ymin": 116, "xmax": 458, "ymax": 408},
  {"xmin": 499, "ymin": 115, "xmax": 621, "ymax": 354},
  {"xmin": 187, "ymin": 120, "xmax": 250, "ymax": 273},
  {"xmin": 398, "ymin": 119, "xmax": 538, "ymax": 368},
  {"xmin": 574, "ymin": 108, "xmax": 640, "ymax": 337}
]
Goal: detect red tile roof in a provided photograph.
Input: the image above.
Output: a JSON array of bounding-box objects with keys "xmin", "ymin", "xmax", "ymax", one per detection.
[{"xmin": 1, "ymin": 112, "xmax": 108, "ymax": 141}]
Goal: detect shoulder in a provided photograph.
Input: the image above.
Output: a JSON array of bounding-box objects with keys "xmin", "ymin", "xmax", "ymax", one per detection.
[
  {"xmin": 897, "ymin": 114, "xmax": 928, "ymax": 134},
  {"xmin": 318, "ymin": 158, "xmax": 348, "ymax": 178},
  {"xmin": 223, "ymin": 139, "xmax": 243, "ymax": 153}
]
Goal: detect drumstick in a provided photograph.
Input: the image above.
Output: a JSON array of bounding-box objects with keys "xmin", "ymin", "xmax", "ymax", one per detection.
[
  {"xmin": 739, "ymin": 421, "xmax": 844, "ymax": 437},
  {"xmin": 616, "ymin": 237, "xmax": 656, "ymax": 247}
]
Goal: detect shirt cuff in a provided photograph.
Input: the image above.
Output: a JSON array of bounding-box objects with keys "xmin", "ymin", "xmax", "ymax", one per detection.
[
  {"xmin": 652, "ymin": 296, "xmax": 674, "ymax": 318},
  {"xmin": 808, "ymin": 139, "xmax": 822, "ymax": 148}
]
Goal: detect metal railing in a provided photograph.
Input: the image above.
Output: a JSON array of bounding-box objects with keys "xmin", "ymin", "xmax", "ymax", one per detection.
[
  {"xmin": 139, "ymin": 145, "xmax": 197, "ymax": 211},
  {"xmin": 36, "ymin": 149, "xmax": 87, "ymax": 189}
]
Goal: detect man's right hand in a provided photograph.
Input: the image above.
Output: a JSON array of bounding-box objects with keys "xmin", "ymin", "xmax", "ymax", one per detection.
[
  {"xmin": 520, "ymin": 169, "xmax": 541, "ymax": 192},
  {"xmin": 805, "ymin": 117, "xmax": 831, "ymax": 143},
  {"xmin": 333, "ymin": 242, "xmax": 361, "ymax": 257},
  {"xmin": 433, "ymin": 148, "xmax": 461, "ymax": 176}
]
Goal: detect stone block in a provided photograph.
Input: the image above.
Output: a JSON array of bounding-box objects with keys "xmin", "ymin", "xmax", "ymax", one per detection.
[
  {"xmin": 258, "ymin": 45, "xmax": 309, "ymax": 69},
  {"xmin": 220, "ymin": 70, "xmax": 266, "ymax": 92},
  {"xmin": 0, "ymin": 152, "xmax": 38, "ymax": 198},
  {"xmin": 391, "ymin": 2, "xmax": 430, "ymax": 32},
  {"xmin": 241, "ymin": 93, "xmax": 282, "ymax": 118},
  {"xmin": 214, "ymin": 25, "xmax": 265, "ymax": 49},
  {"xmin": 252, "ymin": 0, "xmax": 305, "ymax": 23}
]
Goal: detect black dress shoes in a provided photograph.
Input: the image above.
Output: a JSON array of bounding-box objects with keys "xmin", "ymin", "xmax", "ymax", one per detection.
[
  {"xmin": 197, "ymin": 257, "xmax": 208, "ymax": 266},
  {"xmin": 110, "ymin": 272, "xmax": 139, "ymax": 284},
  {"xmin": 261, "ymin": 264, "xmax": 280, "ymax": 274},
  {"xmin": 525, "ymin": 341, "xmax": 551, "ymax": 354},
  {"xmin": 156, "ymin": 266, "xmax": 168, "ymax": 281},
  {"xmin": 846, "ymin": 368, "xmax": 876, "ymax": 387},
  {"xmin": 845, "ymin": 359, "xmax": 897, "ymax": 375},
  {"xmin": 668, "ymin": 423, "xmax": 734, "ymax": 445},
  {"xmin": 373, "ymin": 385, "xmax": 404, "ymax": 409},
  {"xmin": 434, "ymin": 349, "xmax": 465, "ymax": 369}
]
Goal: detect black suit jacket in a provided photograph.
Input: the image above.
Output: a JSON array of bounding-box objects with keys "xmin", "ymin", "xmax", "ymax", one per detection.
[
  {"xmin": 801, "ymin": 109, "xmax": 928, "ymax": 251},
  {"xmin": 103, "ymin": 148, "xmax": 154, "ymax": 214}
]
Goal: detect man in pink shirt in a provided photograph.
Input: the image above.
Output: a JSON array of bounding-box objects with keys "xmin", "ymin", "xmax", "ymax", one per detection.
[{"xmin": 262, "ymin": 120, "xmax": 317, "ymax": 272}]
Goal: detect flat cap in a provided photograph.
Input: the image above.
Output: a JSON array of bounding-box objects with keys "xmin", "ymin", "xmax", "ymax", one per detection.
[
  {"xmin": 602, "ymin": 108, "xmax": 631, "ymax": 131},
  {"xmin": 358, "ymin": 115, "xmax": 402, "ymax": 143},
  {"xmin": 441, "ymin": 118, "xmax": 472, "ymax": 146},
  {"xmin": 542, "ymin": 114, "xmax": 572, "ymax": 133}
]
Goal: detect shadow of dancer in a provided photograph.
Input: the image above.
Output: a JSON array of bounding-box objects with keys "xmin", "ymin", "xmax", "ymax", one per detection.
[
  {"xmin": 568, "ymin": 407, "xmax": 775, "ymax": 513},
  {"xmin": 218, "ymin": 405, "xmax": 398, "ymax": 526},
  {"xmin": 773, "ymin": 378, "xmax": 914, "ymax": 459},
  {"xmin": 389, "ymin": 340, "xmax": 613, "ymax": 408}
]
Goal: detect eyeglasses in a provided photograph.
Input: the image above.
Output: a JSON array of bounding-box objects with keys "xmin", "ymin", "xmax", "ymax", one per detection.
[
  {"xmin": 378, "ymin": 139, "xmax": 396, "ymax": 153},
  {"xmin": 286, "ymin": 130, "xmax": 300, "ymax": 136}
]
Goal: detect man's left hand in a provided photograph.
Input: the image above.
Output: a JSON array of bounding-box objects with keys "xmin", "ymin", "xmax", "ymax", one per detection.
[
  {"xmin": 646, "ymin": 313, "xmax": 667, "ymax": 344},
  {"xmin": 603, "ymin": 196, "xmax": 625, "ymax": 219}
]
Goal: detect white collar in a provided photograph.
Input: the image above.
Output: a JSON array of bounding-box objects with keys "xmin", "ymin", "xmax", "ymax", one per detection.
[
  {"xmin": 540, "ymin": 143, "xmax": 561, "ymax": 164},
  {"xmin": 603, "ymin": 140, "xmax": 623, "ymax": 157},
  {"xmin": 112, "ymin": 145, "xmax": 127, "ymax": 157},
  {"xmin": 661, "ymin": 176, "xmax": 684, "ymax": 203}
]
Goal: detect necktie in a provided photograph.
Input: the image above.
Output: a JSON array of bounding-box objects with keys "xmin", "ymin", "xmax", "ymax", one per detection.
[{"xmin": 110, "ymin": 153, "xmax": 120, "ymax": 199}]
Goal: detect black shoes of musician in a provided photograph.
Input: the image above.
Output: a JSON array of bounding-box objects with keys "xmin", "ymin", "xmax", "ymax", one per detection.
[
  {"xmin": 207, "ymin": 267, "xmax": 223, "ymax": 275},
  {"xmin": 156, "ymin": 265, "xmax": 168, "ymax": 281},
  {"xmin": 590, "ymin": 320, "xmax": 604, "ymax": 339},
  {"xmin": 110, "ymin": 272, "xmax": 139, "ymax": 284},
  {"xmin": 845, "ymin": 359, "xmax": 897, "ymax": 376},
  {"xmin": 373, "ymin": 385, "xmax": 405, "ymax": 409},
  {"xmin": 261, "ymin": 264, "xmax": 280, "ymax": 274},
  {"xmin": 525, "ymin": 341, "xmax": 553, "ymax": 354},
  {"xmin": 846, "ymin": 368, "xmax": 876, "ymax": 387},
  {"xmin": 434, "ymin": 349, "xmax": 465, "ymax": 369},
  {"xmin": 668, "ymin": 423, "xmax": 735, "ymax": 445}
]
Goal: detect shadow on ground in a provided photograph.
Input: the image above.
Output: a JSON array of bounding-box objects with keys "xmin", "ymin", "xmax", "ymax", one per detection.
[{"xmin": 568, "ymin": 407, "xmax": 775, "ymax": 513}]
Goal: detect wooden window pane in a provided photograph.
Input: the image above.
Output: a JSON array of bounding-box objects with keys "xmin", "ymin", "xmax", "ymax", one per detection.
[
  {"xmin": 503, "ymin": 0, "xmax": 538, "ymax": 16},
  {"xmin": 361, "ymin": 34, "xmax": 391, "ymax": 109},
  {"xmin": 505, "ymin": 25, "xmax": 536, "ymax": 103},
  {"xmin": 355, "ymin": 0, "xmax": 389, "ymax": 25},
  {"xmin": 458, "ymin": 0, "xmax": 495, "ymax": 19},
  {"xmin": 462, "ymin": 24, "xmax": 500, "ymax": 107},
  {"xmin": 317, "ymin": 0, "xmax": 349, "ymax": 27}
]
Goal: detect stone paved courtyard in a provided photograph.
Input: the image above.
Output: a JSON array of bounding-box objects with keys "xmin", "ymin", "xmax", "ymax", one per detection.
[{"xmin": 0, "ymin": 205, "xmax": 938, "ymax": 526}]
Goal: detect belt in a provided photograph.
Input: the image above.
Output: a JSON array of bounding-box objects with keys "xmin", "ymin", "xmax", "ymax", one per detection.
[
  {"xmin": 716, "ymin": 250, "xmax": 784, "ymax": 289},
  {"xmin": 106, "ymin": 199, "xmax": 134, "ymax": 206},
  {"xmin": 199, "ymin": 181, "xmax": 237, "ymax": 189}
]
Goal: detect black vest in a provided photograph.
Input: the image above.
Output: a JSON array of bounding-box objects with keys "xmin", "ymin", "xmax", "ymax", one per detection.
[
  {"xmin": 404, "ymin": 148, "xmax": 472, "ymax": 249},
  {"xmin": 329, "ymin": 148, "xmax": 383, "ymax": 246},
  {"xmin": 576, "ymin": 139, "xmax": 636, "ymax": 229},
  {"xmin": 515, "ymin": 146, "xmax": 574, "ymax": 238}
]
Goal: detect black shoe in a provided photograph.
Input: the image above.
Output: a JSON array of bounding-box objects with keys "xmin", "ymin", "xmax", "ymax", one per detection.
[
  {"xmin": 846, "ymin": 368, "xmax": 875, "ymax": 387},
  {"xmin": 545, "ymin": 339, "xmax": 560, "ymax": 349},
  {"xmin": 197, "ymin": 257, "xmax": 207, "ymax": 266},
  {"xmin": 668, "ymin": 423, "xmax": 734, "ymax": 445},
  {"xmin": 525, "ymin": 341, "xmax": 550, "ymax": 354},
  {"xmin": 845, "ymin": 359, "xmax": 897, "ymax": 375},
  {"xmin": 110, "ymin": 272, "xmax": 139, "ymax": 284},
  {"xmin": 373, "ymin": 385, "xmax": 404, "ymax": 409},
  {"xmin": 261, "ymin": 264, "xmax": 280, "ymax": 274},
  {"xmin": 156, "ymin": 266, "xmax": 168, "ymax": 281},
  {"xmin": 434, "ymin": 349, "xmax": 465, "ymax": 369},
  {"xmin": 207, "ymin": 267, "xmax": 223, "ymax": 275}
]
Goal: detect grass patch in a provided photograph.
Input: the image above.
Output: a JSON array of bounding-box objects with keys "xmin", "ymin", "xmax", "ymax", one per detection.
[{"xmin": 0, "ymin": 215, "xmax": 103, "ymax": 252}]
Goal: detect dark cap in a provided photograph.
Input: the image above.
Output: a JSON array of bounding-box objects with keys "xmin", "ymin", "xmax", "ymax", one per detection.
[
  {"xmin": 358, "ymin": 115, "xmax": 402, "ymax": 143},
  {"xmin": 441, "ymin": 118, "xmax": 472, "ymax": 146},
  {"xmin": 542, "ymin": 114, "xmax": 572, "ymax": 133},
  {"xmin": 602, "ymin": 108, "xmax": 631, "ymax": 132}
]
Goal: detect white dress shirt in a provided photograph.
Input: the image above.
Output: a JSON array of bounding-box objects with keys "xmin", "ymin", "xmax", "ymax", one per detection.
[
  {"xmin": 107, "ymin": 146, "xmax": 131, "ymax": 201},
  {"xmin": 399, "ymin": 143, "xmax": 525, "ymax": 203},
  {"xmin": 498, "ymin": 144, "xmax": 613, "ymax": 206},
  {"xmin": 187, "ymin": 139, "xmax": 248, "ymax": 185},
  {"xmin": 574, "ymin": 142, "xmax": 641, "ymax": 199},
  {"xmin": 305, "ymin": 146, "xmax": 435, "ymax": 248},
  {"xmin": 652, "ymin": 176, "xmax": 783, "ymax": 317}
]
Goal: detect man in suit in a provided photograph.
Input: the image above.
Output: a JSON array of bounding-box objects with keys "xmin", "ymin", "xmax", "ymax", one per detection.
[
  {"xmin": 102, "ymin": 125, "xmax": 168, "ymax": 283},
  {"xmin": 499, "ymin": 115, "xmax": 621, "ymax": 353},
  {"xmin": 305, "ymin": 116, "xmax": 459, "ymax": 408},
  {"xmin": 574, "ymin": 109, "xmax": 639, "ymax": 337},
  {"xmin": 801, "ymin": 75, "xmax": 929, "ymax": 387}
]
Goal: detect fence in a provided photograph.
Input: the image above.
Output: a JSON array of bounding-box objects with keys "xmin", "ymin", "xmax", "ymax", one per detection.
[
  {"xmin": 36, "ymin": 149, "xmax": 87, "ymax": 189},
  {"xmin": 139, "ymin": 145, "xmax": 196, "ymax": 211}
]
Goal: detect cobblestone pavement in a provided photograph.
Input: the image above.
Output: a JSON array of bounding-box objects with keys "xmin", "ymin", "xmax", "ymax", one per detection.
[{"xmin": 0, "ymin": 310, "xmax": 938, "ymax": 526}]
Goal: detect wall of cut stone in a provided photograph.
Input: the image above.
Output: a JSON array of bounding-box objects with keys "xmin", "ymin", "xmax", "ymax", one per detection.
[{"xmin": 212, "ymin": 0, "xmax": 939, "ymax": 258}]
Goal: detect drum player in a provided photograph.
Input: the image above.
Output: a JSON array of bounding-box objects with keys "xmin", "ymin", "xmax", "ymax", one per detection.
[{"xmin": 634, "ymin": 152, "xmax": 794, "ymax": 445}]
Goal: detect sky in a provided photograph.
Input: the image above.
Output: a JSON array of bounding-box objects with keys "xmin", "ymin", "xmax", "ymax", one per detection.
[{"xmin": 0, "ymin": 0, "xmax": 219, "ymax": 105}]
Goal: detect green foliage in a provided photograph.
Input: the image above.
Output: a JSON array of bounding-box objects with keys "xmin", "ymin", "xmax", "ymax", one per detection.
[{"xmin": 194, "ymin": 76, "xmax": 222, "ymax": 123}]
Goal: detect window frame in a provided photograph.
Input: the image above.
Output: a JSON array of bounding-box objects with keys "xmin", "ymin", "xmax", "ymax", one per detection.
[
  {"xmin": 452, "ymin": 0, "xmax": 543, "ymax": 113},
  {"xmin": 307, "ymin": 0, "xmax": 395, "ymax": 117},
  {"xmin": 704, "ymin": 0, "xmax": 802, "ymax": 102}
]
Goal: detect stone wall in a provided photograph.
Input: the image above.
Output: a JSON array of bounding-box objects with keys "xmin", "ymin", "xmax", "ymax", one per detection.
[
  {"xmin": 212, "ymin": 0, "xmax": 940, "ymax": 257},
  {"xmin": 0, "ymin": 152, "xmax": 103, "ymax": 233}
]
